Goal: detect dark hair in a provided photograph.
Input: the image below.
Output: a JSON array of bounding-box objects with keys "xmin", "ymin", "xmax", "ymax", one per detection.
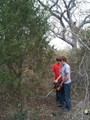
[
  {"xmin": 61, "ymin": 56, "xmax": 67, "ymax": 62},
  {"xmin": 56, "ymin": 57, "xmax": 61, "ymax": 61}
]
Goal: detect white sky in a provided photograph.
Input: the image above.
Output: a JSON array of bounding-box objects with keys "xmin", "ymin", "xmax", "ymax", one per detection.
[{"xmin": 49, "ymin": 38, "xmax": 72, "ymax": 50}]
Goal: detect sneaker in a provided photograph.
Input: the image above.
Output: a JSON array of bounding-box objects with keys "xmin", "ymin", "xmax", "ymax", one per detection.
[
  {"xmin": 58, "ymin": 104, "xmax": 65, "ymax": 109},
  {"xmin": 65, "ymin": 109, "xmax": 71, "ymax": 114}
]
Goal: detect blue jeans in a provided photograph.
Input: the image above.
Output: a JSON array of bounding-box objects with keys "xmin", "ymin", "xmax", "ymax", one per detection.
[
  {"xmin": 64, "ymin": 82, "xmax": 71, "ymax": 111},
  {"xmin": 58, "ymin": 86, "xmax": 65, "ymax": 106},
  {"xmin": 56, "ymin": 90, "xmax": 60, "ymax": 101}
]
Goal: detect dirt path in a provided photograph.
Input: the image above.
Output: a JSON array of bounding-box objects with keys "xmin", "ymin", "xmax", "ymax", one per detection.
[
  {"xmin": 27, "ymin": 93, "xmax": 78, "ymax": 120},
  {"xmin": 26, "ymin": 90, "xmax": 90, "ymax": 120},
  {"xmin": 0, "ymin": 89, "xmax": 90, "ymax": 120}
]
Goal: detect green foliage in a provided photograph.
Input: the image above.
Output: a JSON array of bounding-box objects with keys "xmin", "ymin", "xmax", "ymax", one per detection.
[
  {"xmin": 8, "ymin": 109, "xmax": 28, "ymax": 120},
  {"xmin": 79, "ymin": 27, "xmax": 90, "ymax": 48},
  {"xmin": 32, "ymin": 111, "xmax": 39, "ymax": 120},
  {"xmin": 0, "ymin": 0, "xmax": 53, "ymax": 91}
]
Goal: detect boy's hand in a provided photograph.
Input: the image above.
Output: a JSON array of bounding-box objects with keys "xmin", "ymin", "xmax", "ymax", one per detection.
[{"xmin": 54, "ymin": 79, "xmax": 58, "ymax": 83}]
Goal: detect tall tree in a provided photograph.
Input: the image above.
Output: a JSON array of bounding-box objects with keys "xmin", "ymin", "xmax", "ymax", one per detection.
[
  {"xmin": 37, "ymin": 0, "xmax": 90, "ymax": 48},
  {"xmin": 0, "ymin": 0, "xmax": 52, "ymax": 87}
]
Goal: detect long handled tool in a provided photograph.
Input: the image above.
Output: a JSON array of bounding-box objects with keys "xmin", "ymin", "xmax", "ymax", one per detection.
[
  {"xmin": 46, "ymin": 88, "xmax": 54, "ymax": 98},
  {"xmin": 46, "ymin": 82, "xmax": 62, "ymax": 98}
]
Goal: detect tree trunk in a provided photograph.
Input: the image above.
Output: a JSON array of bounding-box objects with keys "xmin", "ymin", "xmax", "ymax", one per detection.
[{"xmin": 71, "ymin": 34, "xmax": 77, "ymax": 49}]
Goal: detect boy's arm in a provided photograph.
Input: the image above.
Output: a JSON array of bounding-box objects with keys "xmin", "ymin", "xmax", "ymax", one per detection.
[
  {"xmin": 61, "ymin": 73, "xmax": 69, "ymax": 85},
  {"xmin": 54, "ymin": 74, "xmax": 61, "ymax": 83}
]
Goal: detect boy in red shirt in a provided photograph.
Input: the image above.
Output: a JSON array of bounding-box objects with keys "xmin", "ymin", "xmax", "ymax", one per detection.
[{"xmin": 52, "ymin": 57, "xmax": 62, "ymax": 102}]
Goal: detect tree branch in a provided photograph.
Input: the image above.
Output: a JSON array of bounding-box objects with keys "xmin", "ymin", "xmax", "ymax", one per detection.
[
  {"xmin": 37, "ymin": 0, "xmax": 66, "ymax": 27},
  {"xmin": 79, "ymin": 15, "xmax": 90, "ymax": 28},
  {"xmin": 50, "ymin": 28, "xmax": 74, "ymax": 47},
  {"xmin": 49, "ymin": 0, "xmax": 59, "ymax": 10}
]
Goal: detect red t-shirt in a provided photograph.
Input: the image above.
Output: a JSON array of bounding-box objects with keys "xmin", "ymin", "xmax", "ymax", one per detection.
[{"xmin": 52, "ymin": 63, "xmax": 62, "ymax": 82}]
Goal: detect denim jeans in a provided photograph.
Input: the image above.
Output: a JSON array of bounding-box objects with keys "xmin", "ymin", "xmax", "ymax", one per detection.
[
  {"xmin": 64, "ymin": 82, "xmax": 71, "ymax": 111},
  {"xmin": 56, "ymin": 90, "xmax": 60, "ymax": 102},
  {"xmin": 58, "ymin": 86, "xmax": 65, "ymax": 106}
]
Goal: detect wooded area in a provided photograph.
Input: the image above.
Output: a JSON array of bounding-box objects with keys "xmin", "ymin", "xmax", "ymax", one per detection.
[{"xmin": 0, "ymin": 0, "xmax": 90, "ymax": 120}]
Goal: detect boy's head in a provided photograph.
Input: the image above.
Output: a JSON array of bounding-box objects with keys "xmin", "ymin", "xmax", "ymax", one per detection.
[
  {"xmin": 60, "ymin": 56, "xmax": 67, "ymax": 65},
  {"xmin": 56, "ymin": 57, "xmax": 61, "ymax": 64},
  {"xmin": 60, "ymin": 56, "xmax": 67, "ymax": 62},
  {"xmin": 56, "ymin": 56, "xmax": 61, "ymax": 62}
]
